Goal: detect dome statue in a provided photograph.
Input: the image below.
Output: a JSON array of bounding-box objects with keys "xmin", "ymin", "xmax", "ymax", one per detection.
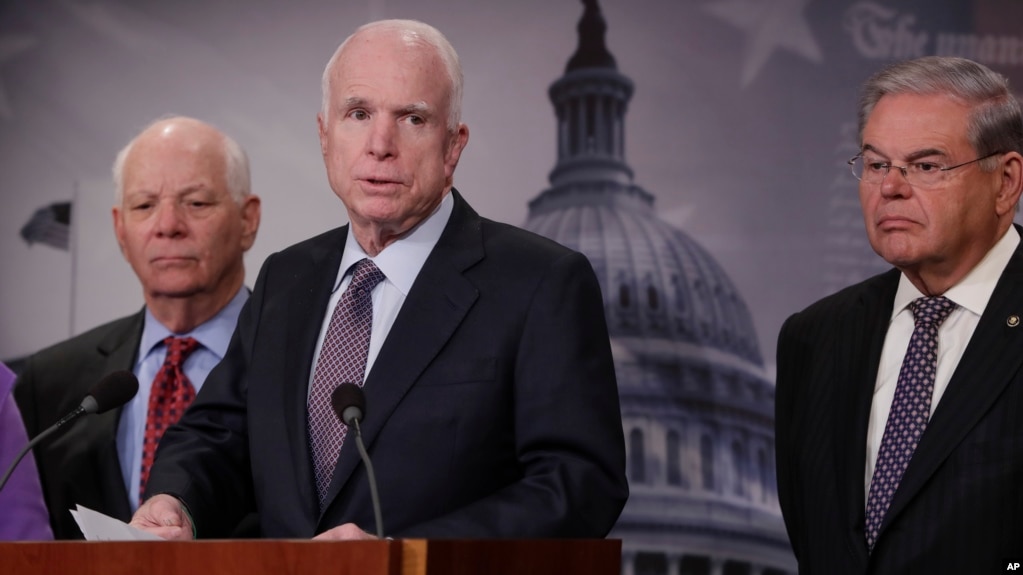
[{"xmin": 523, "ymin": 2, "xmax": 796, "ymax": 573}]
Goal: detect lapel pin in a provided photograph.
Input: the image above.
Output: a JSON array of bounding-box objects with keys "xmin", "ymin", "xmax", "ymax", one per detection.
[{"xmin": 1008, "ymin": 315, "xmax": 1020, "ymax": 327}]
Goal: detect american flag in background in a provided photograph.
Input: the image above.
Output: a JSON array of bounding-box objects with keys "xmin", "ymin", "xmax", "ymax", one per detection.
[{"xmin": 19, "ymin": 201, "xmax": 70, "ymax": 251}]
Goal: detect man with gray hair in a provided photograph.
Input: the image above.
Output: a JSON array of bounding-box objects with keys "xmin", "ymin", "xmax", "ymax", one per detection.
[
  {"xmin": 131, "ymin": 19, "xmax": 627, "ymax": 541},
  {"xmin": 15, "ymin": 116, "xmax": 261, "ymax": 538},
  {"xmin": 776, "ymin": 56, "xmax": 1023, "ymax": 572}
]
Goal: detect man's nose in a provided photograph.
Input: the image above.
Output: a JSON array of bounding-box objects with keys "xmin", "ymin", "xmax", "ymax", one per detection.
[
  {"xmin": 366, "ymin": 119, "xmax": 397, "ymax": 159},
  {"xmin": 879, "ymin": 166, "xmax": 912, "ymax": 198},
  {"xmin": 154, "ymin": 202, "xmax": 187, "ymax": 237}
]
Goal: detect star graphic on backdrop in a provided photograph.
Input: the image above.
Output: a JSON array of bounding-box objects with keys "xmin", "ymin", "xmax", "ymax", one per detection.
[
  {"xmin": 0, "ymin": 34, "xmax": 37, "ymax": 120},
  {"xmin": 704, "ymin": 0, "xmax": 822, "ymax": 87}
]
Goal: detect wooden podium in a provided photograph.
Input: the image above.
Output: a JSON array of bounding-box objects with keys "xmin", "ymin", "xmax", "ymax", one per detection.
[{"xmin": 0, "ymin": 538, "xmax": 621, "ymax": 575}]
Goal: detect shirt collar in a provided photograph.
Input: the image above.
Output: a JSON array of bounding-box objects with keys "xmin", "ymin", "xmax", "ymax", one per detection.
[
  {"xmin": 333, "ymin": 191, "xmax": 454, "ymax": 295},
  {"xmin": 892, "ymin": 225, "xmax": 1020, "ymax": 319},
  {"xmin": 140, "ymin": 286, "xmax": 249, "ymax": 360}
]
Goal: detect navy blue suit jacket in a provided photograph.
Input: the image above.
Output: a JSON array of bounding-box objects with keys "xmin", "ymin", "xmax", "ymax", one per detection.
[
  {"xmin": 776, "ymin": 229, "xmax": 1023, "ymax": 573},
  {"xmin": 147, "ymin": 190, "xmax": 629, "ymax": 538}
]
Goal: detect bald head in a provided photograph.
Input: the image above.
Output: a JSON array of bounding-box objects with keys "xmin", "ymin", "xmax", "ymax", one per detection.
[
  {"xmin": 112, "ymin": 116, "xmax": 251, "ymax": 206},
  {"xmin": 110, "ymin": 115, "xmax": 261, "ymax": 333},
  {"xmin": 320, "ymin": 19, "xmax": 463, "ymax": 130}
]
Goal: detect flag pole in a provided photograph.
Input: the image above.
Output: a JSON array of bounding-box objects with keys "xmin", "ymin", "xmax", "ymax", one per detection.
[{"xmin": 69, "ymin": 180, "xmax": 79, "ymax": 338}]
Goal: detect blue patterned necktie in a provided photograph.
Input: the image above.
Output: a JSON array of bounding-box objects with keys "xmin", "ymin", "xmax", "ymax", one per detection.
[
  {"xmin": 307, "ymin": 258, "xmax": 385, "ymax": 508},
  {"xmin": 864, "ymin": 296, "xmax": 956, "ymax": 550}
]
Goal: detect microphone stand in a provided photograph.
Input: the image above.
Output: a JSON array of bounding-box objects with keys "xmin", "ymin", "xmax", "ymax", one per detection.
[
  {"xmin": 0, "ymin": 407, "xmax": 86, "ymax": 492},
  {"xmin": 350, "ymin": 418, "xmax": 384, "ymax": 539}
]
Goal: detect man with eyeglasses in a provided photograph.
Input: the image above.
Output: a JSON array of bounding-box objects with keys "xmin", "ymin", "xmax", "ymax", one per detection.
[{"xmin": 775, "ymin": 56, "xmax": 1023, "ymax": 573}]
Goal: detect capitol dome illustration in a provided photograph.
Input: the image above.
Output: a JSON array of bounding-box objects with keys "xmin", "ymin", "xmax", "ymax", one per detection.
[{"xmin": 522, "ymin": 2, "xmax": 796, "ymax": 573}]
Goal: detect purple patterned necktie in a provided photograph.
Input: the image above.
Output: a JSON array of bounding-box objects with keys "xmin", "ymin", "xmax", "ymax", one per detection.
[
  {"xmin": 307, "ymin": 258, "xmax": 385, "ymax": 507},
  {"xmin": 864, "ymin": 295, "xmax": 956, "ymax": 550}
]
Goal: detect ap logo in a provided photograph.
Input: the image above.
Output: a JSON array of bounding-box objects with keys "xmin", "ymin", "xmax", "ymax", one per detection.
[{"xmin": 1008, "ymin": 563, "xmax": 1021, "ymax": 571}]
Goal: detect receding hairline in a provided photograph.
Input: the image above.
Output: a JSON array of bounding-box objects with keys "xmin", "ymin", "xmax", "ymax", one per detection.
[
  {"xmin": 319, "ymin": 19, "xmax": 463, "ymax": 129},
  {"xmin": 857, "ymin": 57, "xmax": 1016, "ymax": 140},
  {"xmin": 112, "ymin": 115, "xmax": 251, "ymax": 204}
]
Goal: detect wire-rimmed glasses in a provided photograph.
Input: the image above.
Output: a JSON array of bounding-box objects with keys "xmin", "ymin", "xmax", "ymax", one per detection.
[{"xmin": 848, "ymin": 151, "xmax": 1003, "ymax": 188}]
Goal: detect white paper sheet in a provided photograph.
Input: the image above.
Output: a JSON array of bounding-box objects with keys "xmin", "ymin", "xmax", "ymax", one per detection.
[{"xmin": 70, "ymin": 504, "xmax": 163, "ymax": 541}]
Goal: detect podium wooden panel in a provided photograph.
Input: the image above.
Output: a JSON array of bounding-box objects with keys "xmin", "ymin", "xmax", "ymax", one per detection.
[
  {"xmin": 402, "ymin": 539, "xmax": 621, "ymax": 575},
  {"xmin": 0, "ymin": 538, "xmax": 621, "ymax": 575}
]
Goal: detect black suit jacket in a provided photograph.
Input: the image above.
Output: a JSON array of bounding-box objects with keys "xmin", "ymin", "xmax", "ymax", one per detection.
[
  {"xmin": 14, "ymin": 312, "xmax": 143, "ymax": 539},
  {"xmin": 147, "ymin": 190, "xmax": 629, "ymax": 538},
  {"xmin": 775, "ymin": 232, "xmax": 1023, "ymax": 574}
]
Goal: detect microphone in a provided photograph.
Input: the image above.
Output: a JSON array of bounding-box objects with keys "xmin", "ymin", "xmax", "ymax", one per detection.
[
  {"xmin": 330, "ymin": 382, "xmax": 384, "ymax": 538},
  {"xmin": 0, "ymin": 370, "xmax": 139, "ymax": 492}
]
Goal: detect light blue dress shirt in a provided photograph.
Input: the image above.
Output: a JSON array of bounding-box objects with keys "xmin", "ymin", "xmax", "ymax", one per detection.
[
  {"xmin": 117, "ymin": 287, "xmax": 248, "ymax": 511},
  {"xmin": 308, "ymin": 192, "xmax": 453, "ymax": 396}
]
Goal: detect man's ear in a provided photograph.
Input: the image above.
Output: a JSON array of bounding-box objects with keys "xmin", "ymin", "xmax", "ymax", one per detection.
[
  {"xmin": 444, "ymin": 123, "xmax": 469, "ymax": 180},
  {"xmin": 112, "ymin": 207, "xmax": 129, "ymax": 258},
  {"xmin": 317, "ymin": 113, "xmax": 329, "ymax": 158},
  {"xmin": 239, "ymin": 195, "xmax": 262, "ymax": 252},
  {"xmin": 995, "ymin": 151, "xmax": 1023, "ymax": 217}
]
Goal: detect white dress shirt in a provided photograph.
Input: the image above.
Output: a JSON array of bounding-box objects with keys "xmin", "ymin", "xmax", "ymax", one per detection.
[{"xmin": 864, "ymin": 225, "xmax": 1020, "ymax": 501}]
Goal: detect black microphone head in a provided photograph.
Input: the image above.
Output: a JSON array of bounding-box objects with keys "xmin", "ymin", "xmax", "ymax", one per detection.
[
  {"xmin": 84, "ymin": 371, "xmax": 139, "ymax": 414},
  {"xmin": 330, "ymin": 382, "xmax": 365, "ymax": 426}
]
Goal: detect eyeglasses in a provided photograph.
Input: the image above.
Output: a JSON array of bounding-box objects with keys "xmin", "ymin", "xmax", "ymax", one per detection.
[{"xmin": 848, "ymin": 151, "xmax": 1003, "ymax": 188}]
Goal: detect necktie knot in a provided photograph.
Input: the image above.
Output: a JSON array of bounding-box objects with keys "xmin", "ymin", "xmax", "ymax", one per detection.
[
  {"xmin": 349, "ymin": 259, "xmax": 385, "ymax": 296},
  {"xmin": 163, "ymin": 336, "xmax": 200, "ymax": 365},
  {"xmin": 910, "ymin": 296, "xmax": 956, "ymax": 327}
]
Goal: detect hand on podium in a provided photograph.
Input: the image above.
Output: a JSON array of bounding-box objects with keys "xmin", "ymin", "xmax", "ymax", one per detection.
[
  {"xmin": 312, "ymin": 523, "xmax": 378, "ymax": 541},
  {"xmin": 129, "ymin": 494, "xmax": 194, "ymax": 541}
]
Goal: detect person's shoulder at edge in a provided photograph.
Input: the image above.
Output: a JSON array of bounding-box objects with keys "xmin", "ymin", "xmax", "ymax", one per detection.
[
  {"xmin": 17, "ymin": 313, "xmax": 142, "ymax": 376},
  {"xmin": 0, "ymin": 362, "xmax": 54, "ymax": 541},
  {"xmin": 785, "ymin": 267, "xmax": 901, "ymax": 325}
]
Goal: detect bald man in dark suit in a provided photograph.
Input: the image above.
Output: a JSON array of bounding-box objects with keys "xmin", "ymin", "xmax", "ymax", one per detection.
[
  {"xmin": 15, "ymin": 117, "xmax": 260, "ymax": 538},
  {"xmin": 131, "ymin": 19, "xmax": 628, "ymax": 540}
]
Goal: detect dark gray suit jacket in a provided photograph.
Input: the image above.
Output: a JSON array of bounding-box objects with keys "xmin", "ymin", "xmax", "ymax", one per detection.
[
  {"xmin": 147, "ymin": 190, "xmax": 629, "ymax": 538},
  {"xmin": 775, "ymin": 229, "xmax": 1023, "ymax": 574},
  {"xmin": 15, "ymin": 312, "xmax": 142, "ymax": 539}
]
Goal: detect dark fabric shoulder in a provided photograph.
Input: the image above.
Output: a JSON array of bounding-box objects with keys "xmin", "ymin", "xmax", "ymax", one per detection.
[
  {"xmin": 266, "ymin": 226, "xmax": 347, "ymax": 264},
  {"xmin": 24, "ymin": 312, "xmax": 142, "ymax": 367},
  {"xmin": 14, "ymin": 310, "xmax": 142, "ymax": 438},
  {"xmin": 788, "ymin": 268, "xmax": 899, "ymax": 324},
  {"xmin": 432, "ymin": 190, "xmax": 591, "ymax": 279},
  {"xmin": 479, "ymin": 217, "xmax": 577, "ymax": 260}
]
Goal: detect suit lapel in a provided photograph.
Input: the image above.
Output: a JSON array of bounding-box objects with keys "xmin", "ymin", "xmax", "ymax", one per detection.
[
  {"xmin": 882, "ymin": 239, "xmax": 1023, "ymax": 531},
  {"xmin": 94, "ymin": 311, "xmax": 144, "ymax": 520},
  {"xmin": 283, "ymin": 228, "xmax": 348, "ymax": 525},
  {"xmin": 834, "ymin": 271, "xmax": 898, "ymax": 559},
  {"xmin": 321, "ymin": 192, "xmax": 482, "ymax": 514}
]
